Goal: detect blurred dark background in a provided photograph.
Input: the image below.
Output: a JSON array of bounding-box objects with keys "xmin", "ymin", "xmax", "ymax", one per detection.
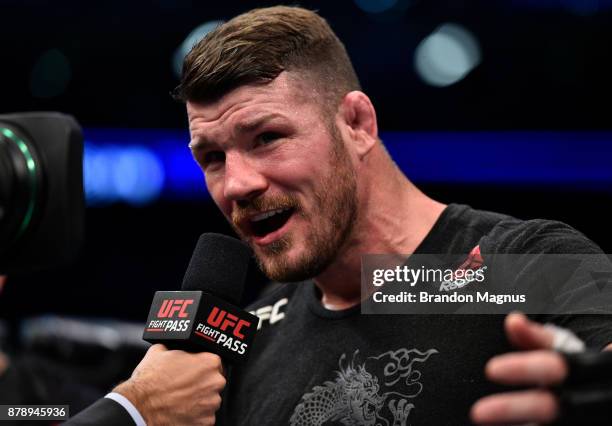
[{"xmin": 1, "ymin": 0, "xmax": 611, "ymax": 325}]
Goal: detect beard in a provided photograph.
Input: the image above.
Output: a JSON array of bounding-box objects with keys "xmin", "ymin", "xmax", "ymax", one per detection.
[{"xmin": 231, "ymin": 125, "xmax": 358, "ymax": 282}]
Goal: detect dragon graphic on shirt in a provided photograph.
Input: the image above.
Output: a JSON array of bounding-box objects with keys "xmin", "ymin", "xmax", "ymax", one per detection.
[{"xmin": 289, "ymin": 347, "xmax": 438, "ymax": 426}]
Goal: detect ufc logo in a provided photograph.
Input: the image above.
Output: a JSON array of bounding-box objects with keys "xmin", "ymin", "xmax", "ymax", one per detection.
[
  {"xmin": 207, "ymin": 307, "xmax": 252, "ymax": 339},
  {"xmin": 158, "ymin": 299, "xmax": 194, "ymax": 318}
]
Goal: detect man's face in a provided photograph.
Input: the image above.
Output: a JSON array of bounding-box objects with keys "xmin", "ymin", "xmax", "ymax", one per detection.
[{"xmin": 187, "ymin": 73, "xmax": 357, "ymax": 282}]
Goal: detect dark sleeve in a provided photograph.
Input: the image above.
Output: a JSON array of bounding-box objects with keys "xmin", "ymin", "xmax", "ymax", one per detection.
[
  {"xmin": 63, "ymin": 398, "xmax": 136, "ymax": 426},
  {"xmin": 482, "ymin": 219, "xmax": 612, "ymax": 350}
]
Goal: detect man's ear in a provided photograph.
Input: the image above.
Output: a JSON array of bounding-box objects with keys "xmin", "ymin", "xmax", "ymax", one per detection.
[{"xmin": 337, "ymin": 91, "xmax": 379, "ymax": 159}]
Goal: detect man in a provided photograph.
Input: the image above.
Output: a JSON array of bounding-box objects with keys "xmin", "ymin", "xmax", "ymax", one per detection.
[{"xmin": 68, "ymin": 6, "xmax": 612, "ymax": 425}]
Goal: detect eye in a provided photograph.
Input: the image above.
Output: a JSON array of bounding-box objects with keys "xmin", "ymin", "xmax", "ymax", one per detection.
[
  {"xmin": 256, "ymin": 131, "xmax": 283, "ymax": 146},
  {"xmin": 202, "ymin": 151, "xmax": 225, "ymax": 166}
]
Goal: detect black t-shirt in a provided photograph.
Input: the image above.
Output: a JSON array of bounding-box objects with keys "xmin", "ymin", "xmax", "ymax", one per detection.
[{"xmin": 219, "ymin": 204, "xmax": 612, "ymax": 426}]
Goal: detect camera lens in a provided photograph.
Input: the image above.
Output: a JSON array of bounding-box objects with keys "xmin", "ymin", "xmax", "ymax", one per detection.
[
  {"xmin": 0, "ymin": 124, "xmax": 44, "ymax": 256},
  {"xmin": 0, "ymin": 112, "xmax": 84, "ymax": 274}
]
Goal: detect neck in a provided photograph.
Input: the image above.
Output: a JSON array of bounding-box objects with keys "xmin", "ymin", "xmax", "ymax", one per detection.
[{"xmin": 314, "ymin": 148, "xmax": 446, "ymax": 310}]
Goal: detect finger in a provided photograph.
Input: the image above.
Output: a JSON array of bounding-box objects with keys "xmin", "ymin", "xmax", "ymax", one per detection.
[
  {"xmin": 486, "ymin": 350, "xmax": 567, "ymax": 386},
  {"xmin": 505, "ymin": 312, "xmax": 554, "ymax": 350},
  {"xmin": 470, "ymin": 389, "xmax": 558, "ymax": 425},
  {"xmin": 148, "ymin": 343, "xmax": 168, "ymax": 354},
  {"xmin": 198, "ymin": 352, "xmax": 224, "ymax": 374}
]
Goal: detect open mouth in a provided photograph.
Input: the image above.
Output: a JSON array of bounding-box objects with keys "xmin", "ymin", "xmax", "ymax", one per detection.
[{"xmin": 249, "ymin": 207, "xmax": 295, "ymax": 240}]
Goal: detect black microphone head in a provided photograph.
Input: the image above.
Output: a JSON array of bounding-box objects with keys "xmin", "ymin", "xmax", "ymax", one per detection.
[{"xmin": 181, "ymin": 233, "xmax": 252, "ymax": 306}]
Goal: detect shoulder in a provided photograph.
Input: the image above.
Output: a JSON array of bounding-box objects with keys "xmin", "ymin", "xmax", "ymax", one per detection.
[
  {"xmin": 419, "ymin": 203, "xmax": 515, "ymax": 253},
  {"xmin": 440, "ymin": 204, "xmax": 604, "ymax": 255},
  {"xmin": 481, "ymin": 216, "xmax": 604, "ymax": 255}
]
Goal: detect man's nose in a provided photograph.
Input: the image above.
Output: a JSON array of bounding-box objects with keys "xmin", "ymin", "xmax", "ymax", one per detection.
[{"xmin": 223, "ymin": 152, "xmax": 268, "ymax": 202}]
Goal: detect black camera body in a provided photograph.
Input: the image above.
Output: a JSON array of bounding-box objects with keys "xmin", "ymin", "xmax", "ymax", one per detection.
[{"xmin": 0, "ymin": 112, "xmax": 84, "ymax": 274}]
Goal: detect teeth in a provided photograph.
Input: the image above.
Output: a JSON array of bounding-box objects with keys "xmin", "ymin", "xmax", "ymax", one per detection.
[{"xmin": 251, "ymin": 208, "xmax": 290, "ymax": 222}]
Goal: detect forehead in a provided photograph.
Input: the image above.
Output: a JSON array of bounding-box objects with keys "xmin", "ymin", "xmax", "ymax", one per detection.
[{"xmin": 186, "ymin": 72, "xmax": 318, "ymax": 133}]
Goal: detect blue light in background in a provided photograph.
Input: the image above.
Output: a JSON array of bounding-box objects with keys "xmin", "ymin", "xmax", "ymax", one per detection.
[
  {"xmin": 383, "ymin": 131, "xmax": 612, "ymax": 187},
  {"xmin": 82, "ymin": 129, "xmax": 612, "ymax": 206},
  {"xmin": 84, "ymin": 144, "xmax": 165, "ymax": 206},
  {"xmin": 84, "ymin": 128, "xmax": 207, "ymax": 206},
  {"xmin": 112, "ymin": 146, "xmax": 165, "ymax": 204},
  {"xmin": 84, "ymin": 145, "xmax": 118, "ymax": 205}
]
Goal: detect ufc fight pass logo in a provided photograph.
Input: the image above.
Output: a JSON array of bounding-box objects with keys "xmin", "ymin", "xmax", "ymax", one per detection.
[
  {"xmin": 147, "ymin": 298, "xmax": 195, "ymax": 332},
  {"xmin": 143, "ymin": 290, "xmax": 259, "ymax": 363},
  {"xmin": 158, "ymin": 299, "xmax": 194, "ymax": 318},
  {"xmin": 194, "ymin": 306, "xmax": 253, "ymax": 355}
]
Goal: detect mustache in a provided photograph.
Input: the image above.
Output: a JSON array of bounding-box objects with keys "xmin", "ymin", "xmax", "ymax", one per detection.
[{"xmin": 232, "ymin": 194, "xmax": 300, "ymax": 226}]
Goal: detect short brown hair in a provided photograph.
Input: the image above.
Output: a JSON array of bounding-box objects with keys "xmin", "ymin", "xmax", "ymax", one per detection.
[{"xmin": 172, "ymin": 6, "xmax": 361, "ymax": 114}]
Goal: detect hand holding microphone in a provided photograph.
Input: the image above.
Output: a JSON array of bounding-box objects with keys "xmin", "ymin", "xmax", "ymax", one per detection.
[
  {"xmin": 114, "ymin": 345, "xmax": 226, "ymax": 426},
  {"xmin": 112, "ymin": 233, "xmax": 257, "ymax": 426}
]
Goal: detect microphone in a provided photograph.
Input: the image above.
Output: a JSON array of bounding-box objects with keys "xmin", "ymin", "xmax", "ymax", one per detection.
[{"xmin": 142, "ymin": 233, "xmax": 259, "ymax": 364}]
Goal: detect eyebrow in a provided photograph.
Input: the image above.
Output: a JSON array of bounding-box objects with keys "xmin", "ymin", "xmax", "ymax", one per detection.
[
  {"xmin": 235, "ymin": 113, "xmax": 284, "ymax": 134},
  {"xmin": 188, "ymin": 137, "xmax": 214, "ymax": 152},
  {"xmin": 189, "ymin": 113, "xmax": 285, "ymax": 151}
]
